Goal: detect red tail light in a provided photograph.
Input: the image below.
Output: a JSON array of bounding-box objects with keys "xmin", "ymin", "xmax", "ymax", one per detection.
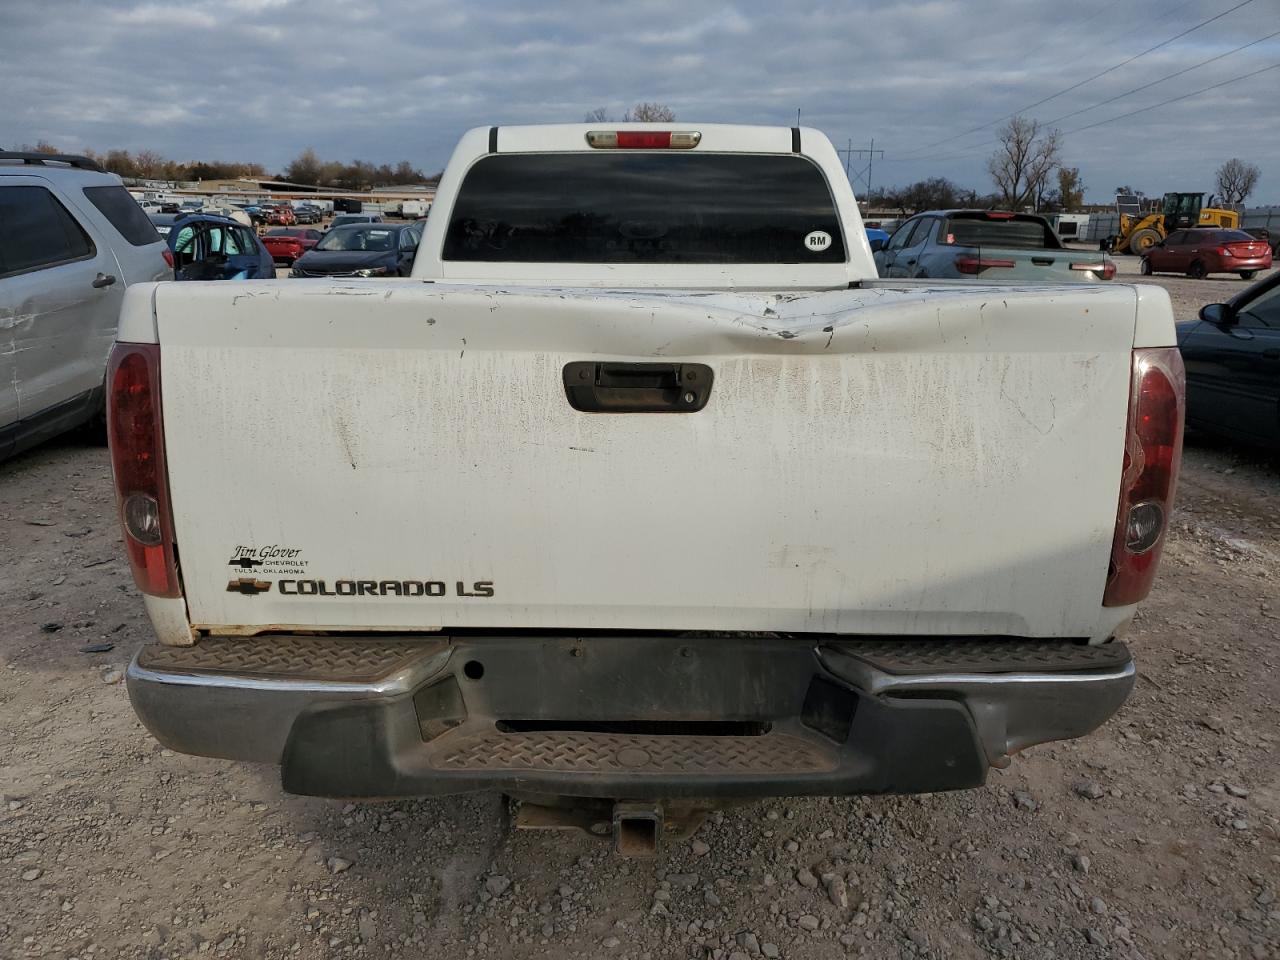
[
  {"xmin": 107, "ymin": 342, "xmax": 180, "ymax": 598},
  {"xmin": 955, "ymin": 255, "xmax": 1016, "ymax": 274},
  {"xmin": 585, "ymin": 130, "xmax": 702, "ymax": 149},
  {"xmin": 982, "ymin": 211, "xmax": 1016, "ymax": 220},
  {"xmin": 162, "ymin": 249, "xmax": 175, "ymax": 269},
  {"xmin": 617, "ymin": 131, "xmax": 672, "ymax": 149},
  {"xmin": 1103, "ymin": 347, "xmax": 1184, "ymax": 606}
]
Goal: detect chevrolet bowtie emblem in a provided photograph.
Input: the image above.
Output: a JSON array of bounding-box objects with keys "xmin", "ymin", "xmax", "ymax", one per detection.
[{"xmin": 226, "ymin": 578, "xmax": 272, "ymax": 596}]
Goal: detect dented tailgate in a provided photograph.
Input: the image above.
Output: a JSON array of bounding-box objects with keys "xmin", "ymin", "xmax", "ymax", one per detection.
[{"xmin": 153, "ymin": 279, "xmax": 1140, "ymax": 641}]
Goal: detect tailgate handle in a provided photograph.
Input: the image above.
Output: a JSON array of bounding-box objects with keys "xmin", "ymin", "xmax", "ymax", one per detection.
[
  {"xmin": 1031, "ymin": 257, "xmax": 1054, "ymax": 266},
  {"xmin": 563, "ymin": 362, "xmax": 713, "ymax": 413}
]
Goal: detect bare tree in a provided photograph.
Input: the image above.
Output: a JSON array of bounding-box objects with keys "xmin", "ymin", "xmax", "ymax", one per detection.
[
  {"xmin": 285, "ymin": 147, "xmax": 323, "ymax": 186},
  {"xmin": 870, "ymin": 177, "xmax": 968, "ymax": 215},
  {"xmin": 623, "ymin": 102, "xmax": 675, "ymax": 122},
  {"xmin": 10, "ymin": 140, "xmax": 60, "ymax": 154},
  {"xmin": 987, "ymin": 116, "xmax": 1061, "ymax": 210},
  {"xmin": 1056, "ymin": 166, "xmax": 1085, "ymax": 211},
  {"xmin": 584, "ymin": 107, "xmax": 611, "ymax": 122},
  {"xmin": 1215, "ymin": 158, "xmax": 1260, "ymax": 206},
  {"xmin": 102, "ymin": 149, "xmax": 139, "ymax": 178},
  {"xmin": 133, "ymin": 150, "xmax": 166, "ymax": 179}
]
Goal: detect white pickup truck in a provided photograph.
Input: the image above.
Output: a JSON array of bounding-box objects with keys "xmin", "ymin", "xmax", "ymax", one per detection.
[{"xmin": 112, "ymin": 124, "xmax": 1183, "ymax": 853}]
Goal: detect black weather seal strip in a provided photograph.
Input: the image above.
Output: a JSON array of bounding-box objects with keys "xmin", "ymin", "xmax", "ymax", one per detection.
[
  {"xmin": 791, "ymin": 127, "xmax": 801, "ymax": 153},
  {"xmin": 488, "ymin": 127, "xmax": 499, "ymax": 153}
]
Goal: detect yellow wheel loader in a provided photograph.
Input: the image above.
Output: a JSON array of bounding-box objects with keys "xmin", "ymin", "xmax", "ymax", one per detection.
[{"xmin": 1102, "ymin": 192, "xmax": 1239, "ymax": 255}]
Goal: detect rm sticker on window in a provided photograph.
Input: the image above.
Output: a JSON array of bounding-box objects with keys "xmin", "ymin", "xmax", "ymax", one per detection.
[{"xmin": 804, "ymin": 230, "xmax": 832, "ymax": 252}]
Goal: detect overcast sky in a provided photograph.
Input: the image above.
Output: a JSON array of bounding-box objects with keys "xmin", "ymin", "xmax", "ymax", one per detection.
[{"xmin": 2, "ymin": 0, "xmax": 1277, "ymax": 203}]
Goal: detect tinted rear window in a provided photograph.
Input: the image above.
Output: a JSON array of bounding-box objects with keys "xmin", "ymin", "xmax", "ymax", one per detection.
[
  {"xmin": 1217, "ymin": 230, "xmax": 1257, "ymax": 242},
  {"xmin": 317, "ymin": 226, "xmax": 398, "ymax": 251},
  {"xmin": 83, "ymin": 185, "xmax": 161, "ymax": 246},
  {"xmin": 0, "ymin": 185, "xmax": 95, "ymax": 276},
  {"xmin": 942, "ymin": 215, "xmax": 1057, "ymax": 249},
  {"xmin": 443, "ymin": 153, "xmax": 845, "ymax": 264}
]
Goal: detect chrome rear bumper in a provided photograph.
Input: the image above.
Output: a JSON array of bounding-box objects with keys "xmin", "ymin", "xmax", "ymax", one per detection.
[{"xmin": 127, "ymin": 634, "xmax": 1134, "ymax": 798}]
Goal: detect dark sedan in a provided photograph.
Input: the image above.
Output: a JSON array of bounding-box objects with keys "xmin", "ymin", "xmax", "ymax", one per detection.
[
  {"xmin": 1177, "ymin": 271, "xmax": 1280, "ymax": 448},
  {"xmin": 290, "ymin": 221, "xmax": 422, "ymax": 278}
]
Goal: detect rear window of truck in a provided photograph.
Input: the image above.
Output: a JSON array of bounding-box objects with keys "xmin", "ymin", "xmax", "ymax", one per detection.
[
  {"xmin": 442, "ymin": 153, "xmax": 845, "ymax": 264},
  {"xmin": 942, "ymin": 215, "xmax": 1059, "ymax": 249}
]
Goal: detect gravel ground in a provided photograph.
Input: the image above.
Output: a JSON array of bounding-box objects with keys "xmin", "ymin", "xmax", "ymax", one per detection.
[
  {"xmin": 2, "ymin": 273, "xmax": 1277, "ymax": 960},
  {"xmin": 1087, "ymin": 249, "xmax": 1276, "ymax": 321}
]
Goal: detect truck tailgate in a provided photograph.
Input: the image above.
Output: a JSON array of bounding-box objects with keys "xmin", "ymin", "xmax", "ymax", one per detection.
[
  {"xmin": 153, "ymin": 280, "xmax": 1139, "ymax": 640},
  {"xmin": 953, "ymin": 246, "xmax": 1111, "ymax": 282}
]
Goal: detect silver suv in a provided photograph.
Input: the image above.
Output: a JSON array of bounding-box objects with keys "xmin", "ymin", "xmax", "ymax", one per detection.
[{"xmin": 1, "ymin": 153, "xmax": 169, "ymax": 460}]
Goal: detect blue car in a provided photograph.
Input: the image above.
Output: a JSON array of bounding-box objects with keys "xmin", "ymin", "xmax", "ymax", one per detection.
[
  {"xmin": 161, "ymin": 213, "xmax": 274, "ymax": 280},
  {"xmin": 874, "ymin": 210, "xmax": 1114, "ymax": 282}
]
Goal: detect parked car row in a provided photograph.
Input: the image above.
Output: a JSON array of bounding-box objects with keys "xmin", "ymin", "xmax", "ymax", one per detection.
[
  {"xmin": 263, "ymin": 203, "xmax": 323, "ymax": 226},
  {"xmin": 869, "ymin": 213, "xmax": 1277, "ymax": 284},
  {"xmin": 149, "ymin": 214, "xmax": 422, "ymax": 274}
]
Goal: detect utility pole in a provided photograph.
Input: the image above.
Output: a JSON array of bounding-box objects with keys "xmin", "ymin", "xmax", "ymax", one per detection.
[{"xmin": 837, "ymin": 138, "xmax": 884, "ymax": 197}]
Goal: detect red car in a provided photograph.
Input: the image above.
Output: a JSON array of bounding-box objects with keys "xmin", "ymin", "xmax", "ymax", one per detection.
[
  {"xmin": 261, "ymin": 227, "xmax": 323, "ymax": 264},
  {"xmin": 1141, "ymin": 228, "xmax": 1273, "ymax": 280},
  {"xmin": 266, "ymin": 205, "xmax": 297, "ymax": 227}
]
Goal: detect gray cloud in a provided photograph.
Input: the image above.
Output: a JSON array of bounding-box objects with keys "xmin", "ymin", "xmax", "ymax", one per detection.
[{"xmin": 2, "ymin": 0, "xmax": 1277, "ymax": 201}]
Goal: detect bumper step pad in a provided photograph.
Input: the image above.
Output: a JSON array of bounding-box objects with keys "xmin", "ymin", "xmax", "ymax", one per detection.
[
  {"xmin": 434, "ymin": 728, "xmax": 838, "ymax": 775},
  {"xmin": 136, "ymin": 635, "xmax": 439, "ymax": 683},
  {"xmin": 833, "ymin": 637, "xmax": 1130, "ymax": 675},
  {"xmin": 135, "ymin": 635, "xmax": 1124, "ymax": 682}
]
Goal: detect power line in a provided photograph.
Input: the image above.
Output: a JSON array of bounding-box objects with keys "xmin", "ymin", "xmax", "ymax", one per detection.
[
  {"xmin": 1014, "ymin": 0, "xmax": 1125, "ymax": 66},
  {"xmin": 1016, "ymin": 0, "xmax": 1200, "ymax": 80},
  {"xmin": 892, "ymin": 0, "xmax": 1257, "ymax": 160},
  {"xmin": 882, "ymin": 59, "xmax": 1280, "ymax": 167},
  {"xmin": 837, "ymin": 138, "xmax": 885, "ymax": 194},
  {"xmin": 881, "ymin": 31, "xmax": 1280, "ymax": 166},
  {"xmin": 1059, "ymin": 60, "xmax": 1280, "ymax": 135},
  {"xmin": 1040, "ymin": 26, "xmax": 1280, "ymax": 128}
]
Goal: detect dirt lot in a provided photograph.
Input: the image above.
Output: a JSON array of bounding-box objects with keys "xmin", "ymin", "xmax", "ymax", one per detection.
[
  {"xmin": 2, "ymin": 271, "xmax": 1277, "ymax": 960},
  {"xmin": 1106, "ymin": 253, "xmax": 1276, "ymax": 322}
]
